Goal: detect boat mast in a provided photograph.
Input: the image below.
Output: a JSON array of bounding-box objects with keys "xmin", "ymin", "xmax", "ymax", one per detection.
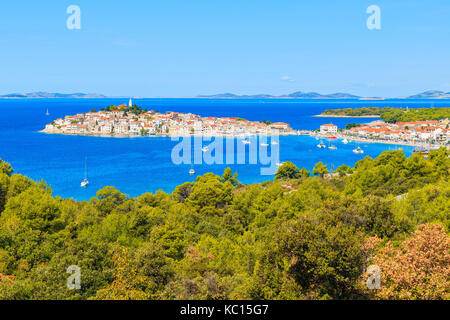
[{"xmin": 85, "ymin": 157, "xmax": 88, "ymax": 180}]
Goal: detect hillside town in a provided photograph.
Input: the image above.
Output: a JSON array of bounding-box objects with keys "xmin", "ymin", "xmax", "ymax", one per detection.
[
  {"xmin": 317, "ymin": 120, "xmax": 450, "ymax": 147},
  {"xmin": 41, "ymin": 100, "xmax": 295, "ymax": 137}
]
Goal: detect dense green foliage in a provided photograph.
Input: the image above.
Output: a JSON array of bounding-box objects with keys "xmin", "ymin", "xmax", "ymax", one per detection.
[
  {"xmin": 345, "ymin": 123, "xmax": 362, "ymax": 130},
  {"xmin": 322, "ymin": 107, "xmax": 450, "ymax": 123},
  {"xmin": 0, "ymin": 148, "xmax": 448, "ymax": 300},
  {"xmin": 102, "ymin": 105, "xmax": 148, "ymax": 115}
]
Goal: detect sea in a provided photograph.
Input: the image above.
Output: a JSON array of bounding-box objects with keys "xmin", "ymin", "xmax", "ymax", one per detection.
[{"xmin": 0, "ymin": 98, "xmax": 447, "ymax": 201}]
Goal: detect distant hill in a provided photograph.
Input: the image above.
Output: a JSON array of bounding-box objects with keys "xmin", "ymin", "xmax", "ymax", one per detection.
[
  {"xmin": 0, "ymin": 92, "xmax": 107, "ymax": 99},
  {"xmin": 406, "ymin": 90, "xmax": 450, "ymax": 99},
  {"xmin": 281, "ymin": 91, "xmax": 360, "ymax": 99},
  {"xmin": 199, "ymin": 90, "xmax": 450, "ymax": 99},
  {"xmin": 199, "ymin": 91, "xmax": 361, "ymax": 99},
  {"xmin": 197, "ymin": 93, "xmax": 275, "ymax": 99}
]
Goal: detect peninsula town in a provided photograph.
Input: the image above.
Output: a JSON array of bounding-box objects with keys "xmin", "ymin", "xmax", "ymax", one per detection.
[
  {"xmin": 41, "ymin": 101, "xmax": 449, "ymax": 148},
  {"xmin": 41, "ymin": 99, "xmax": 295, "ymax": 137}
]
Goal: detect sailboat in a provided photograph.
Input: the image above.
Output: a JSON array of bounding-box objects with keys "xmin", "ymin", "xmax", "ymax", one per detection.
[
  {"xmin": 201, "ymin": 146, "xmax": 209, "ymax": 152},
  {"xmin": 80, "ymin": 158, "xmax": 89, "ymax": 187},
  {"xmin": 342, "ymin": 138, "xmax": 349, "ymax": 144},
  {"xmin": 189, "ymin": 141, "xmax": 196, "ymax": 175},
  {"xmin": 46, "ymin": 108, "xmax": 50, "ymax": 116},
  {"xmin": 353, "ymin": 146, "xmax": 364, "ymax": 154},
  {"xmin": 317, "ymin": 140, "xmax": 326, "ymax": 148}
]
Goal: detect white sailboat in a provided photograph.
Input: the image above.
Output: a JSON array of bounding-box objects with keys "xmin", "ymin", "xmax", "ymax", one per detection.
[
  {"xmin": 189, "ymin": 142, "xmax": 195, "ymax": 175},
  {"xmin": 80, "ymin": 158, "xmax": 89, "ymax": 187},
  {"xmin": 342, "ymin": 138, "xmax": 349, "ymax": 144},
  {"xmin": 353, "ymin": 146, "xmax": 364, "ymax": 154},
  {"xmin": 327, "ymin": 139, "xmax": 337, "ymax": 150},
  {"xmin": 46, "ymin": 108, "xmax": 50, "ymax": 116},
  {"xmin": 242, "ymin": 139, "xmax": 251, "ymax": 145},
  {"xmin": 317, "ymin": 140, "xmax": 326, "ymax": 148},
  {"xmin": 201, "ymin": 146, "xmax": 209, "ymax": 152}
]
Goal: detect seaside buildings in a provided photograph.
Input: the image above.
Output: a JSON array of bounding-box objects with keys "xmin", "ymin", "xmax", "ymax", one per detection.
[
  {"xmin": 343, "ymin": 120, "xmax": 449, "ymax": 145},
  {"xmin": 320, "ymin": 124, "xmax": 338, "ymax": 134},
  {"xmin": 42, "ymin": 105, "xmax": 295, "ymax": 137}
]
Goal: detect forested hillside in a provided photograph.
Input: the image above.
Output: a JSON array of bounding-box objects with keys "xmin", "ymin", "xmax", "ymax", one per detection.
[{"xmin": 0, "ymin": 148, "xmax": 449, "ymax": 300}]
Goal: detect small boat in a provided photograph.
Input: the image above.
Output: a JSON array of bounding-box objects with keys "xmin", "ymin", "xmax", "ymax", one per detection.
[
  {"xmin": 80, "ymin": 158, "xmax": 89, "ymax": 187},
  {"xmin": 189, "ymin": 168, "xmax": 195, "ymax": 175},
  {"xmin": 317, "ymin": 142, "xmax": 326, "ymax": 149},
  {"xmin": 260, "ymin": 143, "xmax": 269, "ymax": 147},
  {"xmin": 328, "ymin": 145, "xmax": 337, "ymax": 150},
  {"xmin": 242, "ymin": 140, "xmax": 251, "ymax": 145},
  {"xmin": 271, "ymin": 141, "xmax": 279, "ymax": 145},
  {"xmin": 80, "ymin": 179, "xmax": 89, "ymax": 187},
  {"xmin": 276, "ymin": 162, "xmax": 285, "ymax": 167},
  {"xmin": 353, "ymin": 147, "xmax": 364, "ymax": 154},
  {"xmin": 46, "ymin": 108, "xmax": 50, "ymax": 116},
  {"xmin": 342, "ymin": 138, "xmax": 349, "ymax": 144},
  {"xmin": 201, "ymin": 146, "xmax": 209, "ymax": 152}
]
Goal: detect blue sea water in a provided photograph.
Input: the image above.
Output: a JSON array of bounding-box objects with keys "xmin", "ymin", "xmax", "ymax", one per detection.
[{"xmin": 0, "ymin": 98, "xmax": 447, "ymax": 201}]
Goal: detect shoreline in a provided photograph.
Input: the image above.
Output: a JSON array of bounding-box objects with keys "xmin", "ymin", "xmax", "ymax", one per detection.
[
  {"xmin": 303, "ymin": 132, "xmax": 446, "ymax": 149},
  {"xmin": 313, "ymin": 114, "xmax": 381, "ymax": 118},
  {"xmin": 39, "ymin": 129, "xmax": 447, "ymax": 149},
  {"xmin": 38, "ymin": 130, "xmax": 298, "ymax": 138}
]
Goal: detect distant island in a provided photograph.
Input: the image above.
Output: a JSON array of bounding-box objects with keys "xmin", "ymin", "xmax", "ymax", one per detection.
[
  {"xmin": 198, "ymin": 90, "xmax": 450, "ymax": 100},
  {"xmin": 198, "ymin": 92, "xmax": 362, "ymax": 99},
  {"xmin": 318, "ymin": 107, "xmax": 450, "ymax": 123},
  {"xmin": 0, "ymin": 92, "xmax": 107, "ymax": 99},
  {"xmin": 3, "ymin": 90, "xmax": 450, "ymax": 99}
]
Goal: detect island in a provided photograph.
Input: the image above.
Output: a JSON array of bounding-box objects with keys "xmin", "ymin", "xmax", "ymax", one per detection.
[{"xmin": 41, "ymin": 100, "xmax": 296, "ymax": 137}]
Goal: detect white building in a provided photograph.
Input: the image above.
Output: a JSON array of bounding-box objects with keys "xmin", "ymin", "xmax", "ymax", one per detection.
[{"xmin": 320, "ymin": 124, "xmax": 338, "ymax": 134}]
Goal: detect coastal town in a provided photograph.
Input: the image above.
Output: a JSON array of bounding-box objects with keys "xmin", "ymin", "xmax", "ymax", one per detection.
[
  {"xmin": 41, "ymin": 99, "xmax": 295, "ymax": 137},
  {"xmin": 41, "ymin": 101, "xmax": 449, "ymax": 149},
  {"xmin": 314, "ymin": 119, "xmax": 449, "ymax": 149}
]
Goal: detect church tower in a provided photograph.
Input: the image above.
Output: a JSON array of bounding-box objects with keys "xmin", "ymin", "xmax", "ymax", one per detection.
[{"xmin": 129, "ymin": 98, "xmax": 133, "ymax": 108}]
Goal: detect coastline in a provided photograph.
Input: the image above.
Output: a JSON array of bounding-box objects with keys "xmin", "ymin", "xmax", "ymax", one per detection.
[
  {"xmin": 313, "ymin": 114, "xmax": 381, "ymax": 118},
  {"xmin": 39, "ymin": 129, "xmax": 446, "ymax": 149},
  {"xmin": 302, "ymin": 132, "xmax": 446, "ymax": 149},
  {"xmin": 38, "ymin": 129, "xmax": 298, "ymax": 138}
]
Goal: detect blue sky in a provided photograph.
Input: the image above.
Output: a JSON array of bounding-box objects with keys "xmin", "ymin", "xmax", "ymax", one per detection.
[{"xmin": 1, "ymin": 0, "xmax": 449, "ymax": 97}]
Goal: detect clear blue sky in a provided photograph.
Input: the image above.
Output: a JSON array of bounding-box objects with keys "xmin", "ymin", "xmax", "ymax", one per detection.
[{"xmin": 1, "ymin": 0, "xmax": 449, "ymax": 97}]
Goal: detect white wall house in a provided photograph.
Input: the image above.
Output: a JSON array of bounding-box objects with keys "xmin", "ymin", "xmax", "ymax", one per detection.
[{"xmin": 320, "ymin": 124, "xmax": 338, "ymax": 134}]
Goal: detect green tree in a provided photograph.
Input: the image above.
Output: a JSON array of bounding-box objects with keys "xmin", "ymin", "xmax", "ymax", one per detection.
[
  {"xmin": 275, "ymin": 162, "xmax": 301, "ymax": 180},
  {"xmin": 313, "ymin": 161, "xmax": 329, "ymax": 178},
  {"xmin": 221, "ymin": 168, "xmax": 239, "ymax": 186}
]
